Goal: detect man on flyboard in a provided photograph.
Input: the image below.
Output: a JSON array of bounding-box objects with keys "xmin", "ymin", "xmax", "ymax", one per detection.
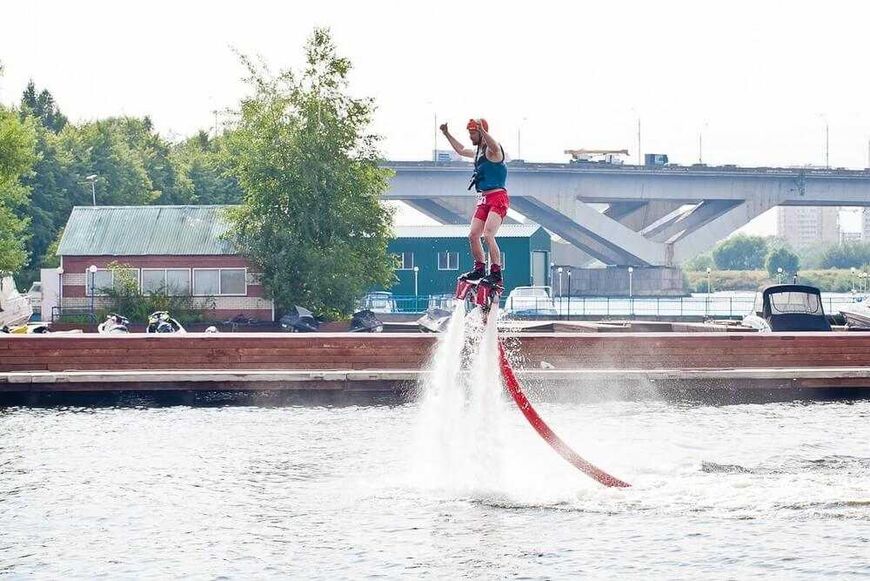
[{"xmin": 440, "ymin": 118, "xmax": 509, "ymax": 301}]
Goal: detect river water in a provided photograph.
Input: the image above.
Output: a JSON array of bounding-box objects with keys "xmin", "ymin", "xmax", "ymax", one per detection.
[
  {"xmin": 1, "ymin": 308, "xmax": 868, "ymax": 578},
  {"xmin": 1, "ymin": 400, "xmax": 868, "ymax": 578}
]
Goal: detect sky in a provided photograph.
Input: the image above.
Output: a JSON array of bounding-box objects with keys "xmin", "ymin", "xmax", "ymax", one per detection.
[{"xmin": 2, "ymin": 0, "xmax": 868, "ymax": 233}]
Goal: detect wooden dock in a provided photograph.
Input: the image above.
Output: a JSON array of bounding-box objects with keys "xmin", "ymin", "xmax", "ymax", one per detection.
[{"xmin": 2, "ymin": 332, "xmax": 870, "ymax": 399}]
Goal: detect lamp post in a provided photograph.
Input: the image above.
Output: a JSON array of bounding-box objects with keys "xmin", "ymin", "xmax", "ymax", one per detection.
[
  {"xmin": 706, "ymin": 267, "xmax": 712, "ymax": 317},
  {"xmin": 56, "ymin": 267, "xmax": 64, "ymax": 322},
  {"xmin": 778, "ymin": 267, "xmax": 784, "ymax": 284},
  {"xmin": 851, "ymin": 267, "xmax": 856, "ymax": 292},
  {"xmin": 818, "ymin": 113, "xmax": 829, "ymax": 169},
  {"xmin": 557, "ymin": 267, "xmax": 563, "ymax": 317},
  {"xmin": 413, "ymin": 266, "xmax": 419, "ymax": 298},
  {"xmin": 628, "ymin": 266, "xmax": 634, "ymax": 319},
  {"xmin": 566, "ymin": 269, "xmax": 571, "ymax": 316},
  {"xmin": 85, "ymin": 174, "xmax": 98, "ymax": 206},
  {"xmin": 88, "ymin": 264, "xmax": 97, "ymax": 318}
]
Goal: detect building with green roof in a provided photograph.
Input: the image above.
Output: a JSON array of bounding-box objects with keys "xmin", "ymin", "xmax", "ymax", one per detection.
[
  {"xmin": 387, "ymin": 224, "xmax": 552, "ymax": 298},
  {"xmin": 55, "ymin": 206, "xmax": 274, "ymax": 322}
]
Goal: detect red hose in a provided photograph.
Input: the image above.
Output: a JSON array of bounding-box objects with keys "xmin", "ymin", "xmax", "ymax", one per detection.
[{"xmin": 498, "ymin": 341, "xmax": 631, "ymax": 488}]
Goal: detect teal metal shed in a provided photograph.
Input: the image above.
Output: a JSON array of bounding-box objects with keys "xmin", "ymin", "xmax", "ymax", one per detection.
[{"xmin": 387, "ymin": 225, "xmax": 552, "ymax": 297}]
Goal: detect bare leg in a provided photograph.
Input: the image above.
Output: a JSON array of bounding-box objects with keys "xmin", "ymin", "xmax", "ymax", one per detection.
[
  {"xmin": 468, "ymin": 217, "xmax": 486, "ymax": 264},
  {"xmin": 482, "ymin": 212, "xmax": 504, "ymax": 266}
]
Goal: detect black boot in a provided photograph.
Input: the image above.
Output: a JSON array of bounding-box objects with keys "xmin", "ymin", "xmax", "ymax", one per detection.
[
  {"xmin": 458, "ymin": 265, "xmax": 486, "ymax": 282},
  {"xmin": 480, "ymin": 268, "xmax": 503, "ymax": 290}
]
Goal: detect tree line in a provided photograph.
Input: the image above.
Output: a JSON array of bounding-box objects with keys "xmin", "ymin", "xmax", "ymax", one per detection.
[
  {"xmin": 0, "ymin": 29, "xmax": 395, "ymax": 318},
  {"xmin": 686, "ymin": 234, "xmax": 870, "ymax": 276},
  {"xmin": 2, "ymin": 78, "xmax": 244, "ymax": 287}
]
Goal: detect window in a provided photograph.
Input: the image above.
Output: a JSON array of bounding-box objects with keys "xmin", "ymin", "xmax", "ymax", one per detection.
[
  {"xmin": 193, "ymin": 269, "xmax": 220, "ymax": 296},
  {"xmin": 437, "ymin": 251, "xmax": 459, "ymax": 271},
  {"xmin": 85, "ymin": 269, "xmax": 113, "ymax": 296},
  {"xmin": 142, "ymin": 269, "xmax": 165, "ymax": 294},
  {"xmin": 395, "ymin": 252, "xmax": 414, "ymax": 270},
  {"xmin": 220, "ymin": 269, "xmax": 246, "ymax": 295},
  {"xmin": 193, "ymin": 268, "xmax": 246, "ymax": 296},
  {"xmin": 113, "ymin": 268, "xmax": 139, "ymax": 291},
  {"xmin": 142, "ymin": 268, "xmax": 191, "ymax": 295},
  {"xmin": 166, "ymin": 269, "xmax": 191, "ymax": 295}
]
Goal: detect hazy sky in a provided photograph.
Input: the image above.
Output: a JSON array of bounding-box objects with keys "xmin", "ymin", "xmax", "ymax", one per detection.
[{"xmin": 2, "ymin": 0, "xmax": 868, "ymax": 232}]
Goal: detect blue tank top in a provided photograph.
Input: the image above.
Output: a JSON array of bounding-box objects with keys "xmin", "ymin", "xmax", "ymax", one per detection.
[{"xmin": 474, "ymin": 146, "xmax": 507, "ymax": 192}]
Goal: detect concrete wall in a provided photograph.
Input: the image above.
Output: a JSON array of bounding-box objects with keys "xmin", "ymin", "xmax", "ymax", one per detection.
[{"xmin": 556, "ymin": 266, "xmax": 685, "ymax": 297}]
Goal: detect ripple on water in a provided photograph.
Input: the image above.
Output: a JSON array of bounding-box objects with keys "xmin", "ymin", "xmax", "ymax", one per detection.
[{"xmin": 0, "ymin": 401, "xmax": 867, "ymax": 578}]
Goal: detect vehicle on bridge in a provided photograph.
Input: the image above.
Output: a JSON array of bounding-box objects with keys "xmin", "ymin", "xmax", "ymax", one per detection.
[{"xmin": 565, "ymin": 149, "xmax": 629, "ymax": 165}]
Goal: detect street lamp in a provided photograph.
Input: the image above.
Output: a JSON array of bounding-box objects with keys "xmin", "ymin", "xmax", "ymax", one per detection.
[
  {"xmin": 706, "ymin": 267, "xmax": 712, "ymax": 317},
  {"xmin": 627, "ymin": 266, "xmax": 634, "ymax": 298},
  {"xmin": 517, "ymin": 116, "xmax": 528, "ymax": 160},
  {"xmin": 566, "ymin": 269, "xmax": 572, "ymax": 315},
  {"xmin": 88, "ymin": 264, "xmax": 98, "ymax": 317},
  {"xmin": 778, "ymin": 267, "xmax": 784, "ymax": 284},
  {"xmin": 817, "ymin": 113, "xmax": 829, "ymax": 169},
  {"xmin": 85, "ymin": 174, "xmax": 98, "ymax": 206},
  {"xmin": 557, "ymin": 267, "xmax": 563, "ymax": 297},
  {"xmin": 413, "ymin": 266, "xmax": 419, "ymax": 297},
  {"xmin": 851, "ymin": 267, "xmax": 856, "ymax": 292},
  {"xmin": 56, "ymin": 267, "xmax": 64, "ymax": 322}
]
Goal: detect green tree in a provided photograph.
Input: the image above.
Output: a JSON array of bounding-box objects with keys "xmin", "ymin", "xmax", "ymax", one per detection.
[
  {"xmin": 171, "ymin": 131, "xmax": 244, "ymax": 204},
  {"xmin": 20, "ymin": 81, "xmax": 68, "ymax": 133},
  {"xmin": 765, "ymin": 246, "xmax": 800, "ymax": 278},
  {"xmin": 684, "ymin": 252, "xmax": 713, "ymax": 271},
  {"xmin": 0, "ymin": 95, "xmax": 37, "ymax": 275},
  {"xmin": 58, "ymin": 118, "xmax": 159, "ymax": 206},
  {"xmin": 712, "ymin": 234, "xmax": 769, "ymax": 270},
  {"xmin": 17, "ymin": 122, "xmax": 79, "ymax": 285},
  {"xmin": 819, "ymin": 242, "xmax": 870, "ymax": 269},
  {"xmin": 224, "ymin": 29, "xmax": 395, "ymax": 318}
]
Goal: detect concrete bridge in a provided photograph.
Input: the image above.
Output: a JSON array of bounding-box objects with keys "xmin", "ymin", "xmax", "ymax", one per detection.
[{"xmin": 384, "ymin": 161, "xmax": 870, "ymax": 267}]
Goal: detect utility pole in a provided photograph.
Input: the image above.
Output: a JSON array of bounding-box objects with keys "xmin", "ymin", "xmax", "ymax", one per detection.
[
  {"xmin": 825, "ymin": 122, "xmax": 830, "ymax": 169},
  {"xmin": 637, "ymin": 118, "xmax": 642, "ymax": 166}
]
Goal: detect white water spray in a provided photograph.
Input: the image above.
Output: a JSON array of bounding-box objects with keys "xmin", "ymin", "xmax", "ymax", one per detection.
[{"xmin": 413, "ymin": 301, "xmax": 514, "ymax": 494}]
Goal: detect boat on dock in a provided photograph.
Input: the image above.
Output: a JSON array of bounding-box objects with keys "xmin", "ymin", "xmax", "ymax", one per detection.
[{"xmin": 0, "ymin": 276, "xmax": 33, "ymax": 329}]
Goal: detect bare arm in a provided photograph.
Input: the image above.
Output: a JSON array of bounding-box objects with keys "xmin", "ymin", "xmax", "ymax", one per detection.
[
  {"xmin": 477, "ymin": 122, "xmax": 504, "ymax": 162},
  {"xmin": 440, "ymin": 123, "xmax": 475, "ymax": 158}
]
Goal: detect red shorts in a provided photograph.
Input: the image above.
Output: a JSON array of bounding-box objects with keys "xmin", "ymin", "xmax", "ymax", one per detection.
[{"xmin": 473, "ymin": 188, "xmax": 510, "ymax": 221}]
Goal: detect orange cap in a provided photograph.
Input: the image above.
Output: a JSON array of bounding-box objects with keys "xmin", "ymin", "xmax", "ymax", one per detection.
[{"xmin": 467, "ymin": 118, "xmax": 489, "ymax": 132}]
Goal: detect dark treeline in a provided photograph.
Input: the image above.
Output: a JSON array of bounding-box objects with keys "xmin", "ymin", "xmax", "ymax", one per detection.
[{"xmin": 16, "ymin": 81, "xmax": 243, "ymax": 286}]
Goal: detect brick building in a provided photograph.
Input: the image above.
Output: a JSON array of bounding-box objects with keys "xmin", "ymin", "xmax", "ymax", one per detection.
[{"xmin": 54, "ymin": 206, "xmax": 274, "ymax": 322}]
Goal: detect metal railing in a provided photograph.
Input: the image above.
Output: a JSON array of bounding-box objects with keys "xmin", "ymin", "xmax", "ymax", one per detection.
[{"xmin": 380, "ymin": 294, "xmax": 863, "ymax": 317}]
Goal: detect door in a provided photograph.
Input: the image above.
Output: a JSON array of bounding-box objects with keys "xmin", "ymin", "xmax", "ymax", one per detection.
[{"xmin": 531, "ymin": 251, "xmax": 548, "ymax": 286}]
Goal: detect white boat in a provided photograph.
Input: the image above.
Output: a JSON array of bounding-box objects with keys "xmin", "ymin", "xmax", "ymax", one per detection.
[
  {"xmin": 361, "ymin": 291, "xmax": 398, "ymax": 314},
  {"xmin": 503, "ymin": 286, "xmax": 559, "ymax": 317},
  {"xmin": 741, "ymin": 284, "xmax": 831, "ymax": 332},
  {"xmin": 839, "ymin": 303, "xmax": 870, "ymax": 329},
  {"xmin": 0, "ymin": 276, "xmax": 33, "ymax": 328}
]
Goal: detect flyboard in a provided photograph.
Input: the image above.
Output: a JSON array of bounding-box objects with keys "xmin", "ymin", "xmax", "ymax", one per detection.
[{"xmin": 455, "ymin": 277, "xmax": 631, "ymax": 488}]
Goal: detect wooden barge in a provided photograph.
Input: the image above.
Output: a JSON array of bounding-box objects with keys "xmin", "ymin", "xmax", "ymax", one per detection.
[{"xmin": 2, "ymin": 332, "xmax": 870, "ymax": 401}]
